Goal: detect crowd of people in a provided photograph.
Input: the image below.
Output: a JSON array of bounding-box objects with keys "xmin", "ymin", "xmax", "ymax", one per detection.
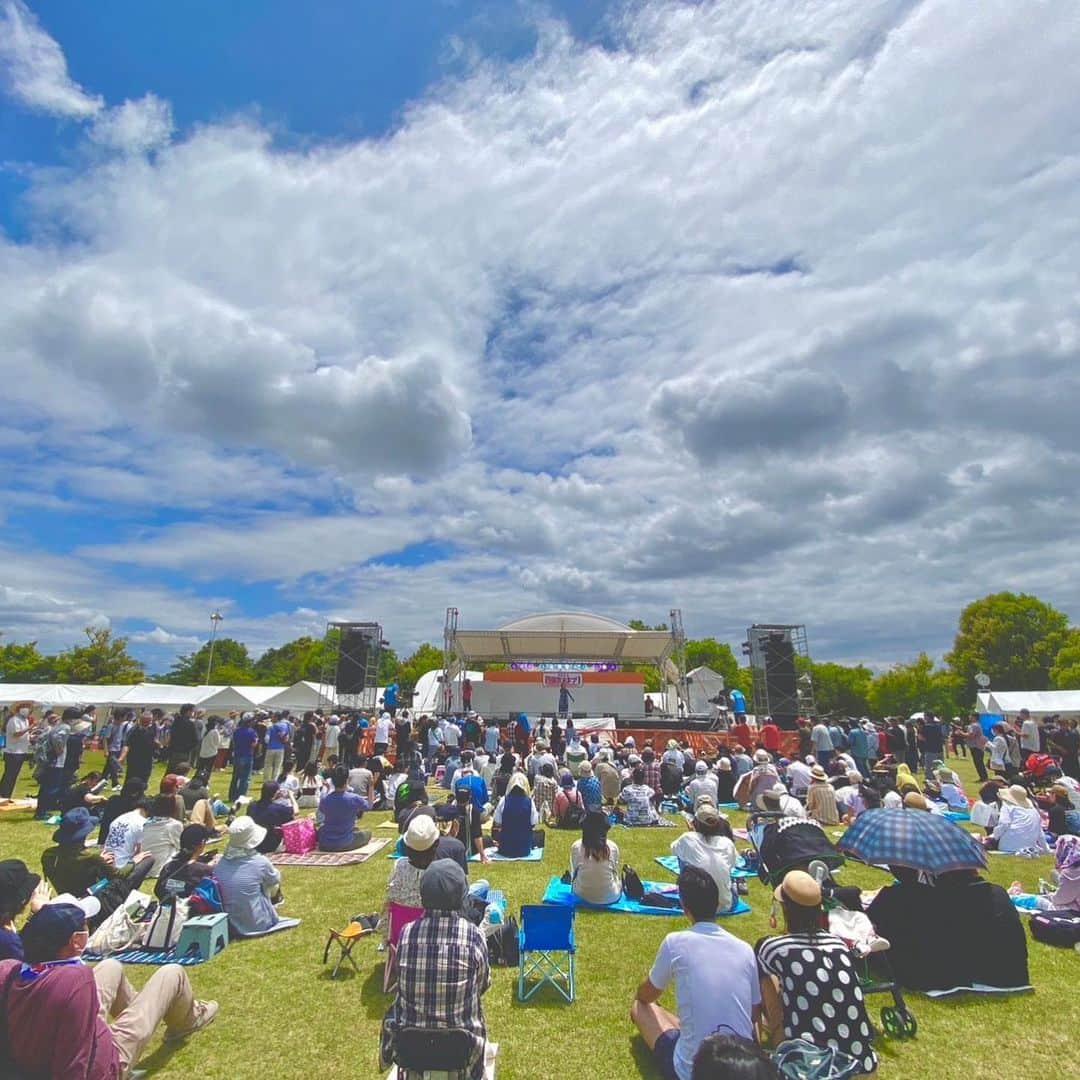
[{"xmin": 1, "ymin": 698, "xmax": 1077, "ymax": 1078}]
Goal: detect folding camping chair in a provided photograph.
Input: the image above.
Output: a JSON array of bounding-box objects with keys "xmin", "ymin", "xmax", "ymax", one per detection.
[
  {"xmin": 517, "ymin": 904, "xmax": 575, "ymax": 1002},
  {"xmin": 383, "ymin": 902, "xmax": 425, "ymax": 993},
  {"xmin": 322, "ymin": 919, "xmax": 375, "ymax": 979},
  {"xmin": 392, "ymin": 1026, "xmax": 475, "ymax": 1080}
]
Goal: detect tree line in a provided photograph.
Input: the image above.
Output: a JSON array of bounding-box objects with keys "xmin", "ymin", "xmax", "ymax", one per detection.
[{"xmin": 2, "ymin": 592, "xmax": 1078, "ymax": 719}]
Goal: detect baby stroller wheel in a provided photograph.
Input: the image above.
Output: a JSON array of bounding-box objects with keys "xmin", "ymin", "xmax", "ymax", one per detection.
[
  {"xmin": 901, "ymin": 1009, "xmax": 917, "ymax": 1038},
  {"xmin": 880, "ymin": 1006, "xmax": 903, "ymax": 1038}
]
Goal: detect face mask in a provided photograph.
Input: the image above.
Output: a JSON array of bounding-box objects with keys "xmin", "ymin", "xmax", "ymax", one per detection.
[{"xmin": 18, "ymin": 708, "xmax": 30, "ymax": 717}]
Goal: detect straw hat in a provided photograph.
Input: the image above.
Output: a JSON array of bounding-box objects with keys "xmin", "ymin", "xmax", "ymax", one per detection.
[
  {"xmin": 694, "ymin": 804, "xmax": 723, "ymax": 829},
  {"xmin": 903, "ymin": 792, "xmax": 931, "ymax": 811},
  {"xmin": 774, "ymin": 869, "xmax": 822, "ymax": 907},
  {"xmin": 577, "ymin": 760, "xmax": 593, "ymax": 776},
  {"xmin": 809, "ymin": 765, "xmax": 828, "ymax": 781},
  {"xmin": 999, "ymin": 784, "xmax": 1033, "ymax": 810},
  {"xmin": 756, "ymin": 783, "xmax": 789, "ymax": 810}
]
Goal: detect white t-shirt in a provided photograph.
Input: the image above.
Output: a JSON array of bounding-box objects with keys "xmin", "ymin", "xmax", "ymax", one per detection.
[
  {"xmin": 1020, "ymin": 719, "xmax": 1040, "ymax": 752},
  {"xmin": 200, "ymin": 728, "xmax": 222, "ymax": 759},
  {"xmin": 375, "ymin": 716, "xmax": 392, "ymax": 743},
  {"xmin": 992, "ymin": 803, "xmax": 1050, "ymax": 853},
  {"xmin": 443, "ymin": 722, "xmax": 460, "ymax": 748},
  {"xmin": 649, "ymin": 923, "xmax": 760, "ymax": 1080},
  {"xmin": 669, "ymin": 832, "xmax": 735, "ymax": 912},
  {"xmin": 811, "ymin": 724, "xmax": 834, "ymax": 751},
  {"xmin": 103, "ymin": 810, "xmax": 146, "ymax": 868},
  {"xmin": 569, "ymin": 838, "xmax": 621, "ymax": 904},
  {"xmin": 787, "ymin": 761, "xmax": 811, "ymax": 793},
  {"xmin": 141, "ymin": 817, "xmax": 184, "ymax": 878},
  {"xmin": 324, "ymin": 723, "xmax": 340, "ymax": 750},
  {"xmin": 5, "ymin": 714, "xmax": 31, "ymax": 754}
]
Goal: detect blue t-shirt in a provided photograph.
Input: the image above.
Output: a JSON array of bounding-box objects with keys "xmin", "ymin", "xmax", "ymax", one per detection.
[
  {"xmin": 729, "ymin": 689, "xmax": 746, "ymax": 713},
  {"xmin": 318, "ymin": 790, "xmax": 367, "ymax": 847},
  {"xmin": 232, "ymin": 726, "xmax": 257, "ymax": 759},
  {"xmin": 267, "ymin": 721, "xmax": 290, "ymax": 751},
  {"xmin": 383, "ymin": 684, "xmax": 398, "ymax": 708}
]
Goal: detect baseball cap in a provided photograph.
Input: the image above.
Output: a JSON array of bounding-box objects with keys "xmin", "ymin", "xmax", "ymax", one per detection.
[{"xmin": 21, "ymin": 903, "xmax": 91, "ymax": 963}]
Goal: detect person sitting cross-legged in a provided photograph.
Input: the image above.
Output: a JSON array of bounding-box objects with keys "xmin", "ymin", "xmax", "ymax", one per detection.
[
  {"xmin": 316, "ymin": 764, "xmax": 371, "ymax": 852},
  {"xmin": 383, "ymin": 859, "xmax": 490, "ymax": 1080},
  {"xmin": 0, "ymin": 898, "xmax": 217, "ymax": 1077},
  {"xmin": 491, "ymin": 771, "xmax": 538, "ymax": 857},
  {"xmin": 630, "ymin": 866, "xmax": 761, "ymax": 1080}
]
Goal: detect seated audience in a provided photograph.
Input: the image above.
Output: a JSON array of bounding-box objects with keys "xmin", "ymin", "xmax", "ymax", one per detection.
[
  {"xmin": 0, "ymin": 899, "xmax": 217, "ymax": 1075},
  {"xmin": 804, "ymin": 766, "xmax": 840, "ymax": 826},
  {"xmin": 683, "ymin": 761, "xmax": 719, "ymax": 808},
  {"xmin": 157, "ymin": 774, "xmax": 188, "ymax": 820},
  {"xmin": 552, "ymin": 770, "xmax": 587, "ymax": 827},
  {"xmin": 316, "ymin": 764, "xmax": 371, "ymax": 852},
  {"xmin": 756, "ymin": 783, "xmax": 806, "ymax": 820},
  {"xmin": 785, "ymin": 757, "xmax": 811, "ymax": 797},
  {"xmin": 714, "ymin": 758, "xmax": 737, "ymax": 803},
  {"xmin": 670, "ymin": 804, "xmax": 737, "ymax": 913},
  {"xmin": 733, "ymin": 751, "xmax": 780, "ymax": 809},
  {"xmin": 492, "ymin": 772, "xmax": 539, "ymax": 857},
  {"xmin": 141, "ymin": 795, "xmax": 186, "ymax": 877},
  {"xmin": 385, "ymin": 860, "xmax": 490, "ymax": 1079},
  {"xmin": 532, "ymin": 762, "xmax": 558, "ymax": 821},
  {"xmin": 214, "ymin": 816, "xmax": 286, "ymax": 937},
  {"xmin": 155, "ymin": 824, "xmax": 216, "ymax": 902},
  {"xmin": 756, "ymin": 871, "xmax": 877, "ymax": 1074},
  {"xmin": 894, "ymin": 762, "xmax": 922, "ymax": 795},
  {"xmin": 96, "ymin": 778, "xmax": 148, "ymax": 845},
  {"xmin": 248, "ymin": 781, "xmax": 295, "ymax": 854},
  {"xmin": 444, "ymin": 780, "xmax": 489, "ymax": 864},
  {"xmin": 102, "ymin": 798, "xmax": 151, "ymax": 868},
  {"xmin": 691, "ymin": 1034, "xmax": 780, "ymax": 1080},
  {"xmin": 297, "ymin": 762, "xmax": 327, "ymax": 809},
  {"xmin": 987, "ymin": 785, "xmax": 1050, "ymax": 853},
  {"xmin": 1047, "ymin": 784, "xmax": 1080, "ymax": 838},
  {"xmin": 382, "ymin": 814, "xmax": 443, "ymax": 931},
  {"xmin": 576, "ymin": 761, "xmax": 604, "ymax": 813},
  {"xmin": 620, "ymin": 767, "xmax": 660, "ymax": 825},
  {"xmin": 1021, "ymin": 835, "xmax": 1080, "ymax": 913},
  {"xmin": 595, "ymin": 750, "xmax": 623, "ymax": 805},
  {"xmin": 570, "ymin": 811, "xmax": 621, "ymax": 905},
  {"xmin": 631, "ymin": 866, "xmax": 761, "ymax": 1080},
  {"xmin": 0, "ymin": 859, "xmax": 49, "ymax": 961},
  {"xmin": 61, "ymin": 771, "xmax": 107, "ymax": 815}
]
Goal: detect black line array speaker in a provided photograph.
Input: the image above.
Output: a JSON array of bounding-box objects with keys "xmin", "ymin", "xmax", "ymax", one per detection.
[
  {"xmin": 337, "ymin": 629, "xmax": 372, "ymax": 694},
  {"xmin": 762, "ymin": 633, "xmax": 799, "ymax": 729}
]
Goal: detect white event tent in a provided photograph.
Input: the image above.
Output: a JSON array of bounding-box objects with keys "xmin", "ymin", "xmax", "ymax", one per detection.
[{"xmin": 976, "ymin": 690, "xmax": 1080, "ymax": 718}]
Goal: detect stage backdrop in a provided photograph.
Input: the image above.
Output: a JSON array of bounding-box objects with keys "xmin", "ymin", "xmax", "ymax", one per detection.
[{"xmin": 470, "ymin": 669, "xmax": 644, "ymax": 720}]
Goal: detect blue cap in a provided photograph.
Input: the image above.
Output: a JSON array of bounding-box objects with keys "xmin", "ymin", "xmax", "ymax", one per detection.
[{"xmin": 21, "ymin": 903, "xmax": 87, "ymax": 963}]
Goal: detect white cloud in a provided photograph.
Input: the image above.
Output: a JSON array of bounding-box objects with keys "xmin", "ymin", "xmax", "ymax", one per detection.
[
  {"xmin": 129, "ymin": 626, "xmax": 201, "ymax": 647},
  {"xmin": 89, "ymin": 94, "xmax": 173, "ymax": 153},
  {"xmin": 3, "ymin": 0, "xmax": 1080, "ymax": 667},
  {"xmin": 0, "ymin": 0, "xmax": 102, "ymax": 117}
]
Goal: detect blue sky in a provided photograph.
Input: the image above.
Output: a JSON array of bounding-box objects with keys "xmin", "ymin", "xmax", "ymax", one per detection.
[{"xmin": 2, "ymin": 0, "xmax": 1078, "ymax": 675}]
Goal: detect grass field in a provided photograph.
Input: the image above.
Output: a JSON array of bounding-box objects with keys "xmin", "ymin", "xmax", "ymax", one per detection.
[{"xmin": 2, "ymin": 751, "xmax": 1077, "ymax": 1079}]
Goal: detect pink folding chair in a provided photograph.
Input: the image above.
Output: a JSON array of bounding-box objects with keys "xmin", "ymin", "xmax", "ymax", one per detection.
[{"xmin": 383, "ymin": 901, "xmax": 425, "ymax": 993}]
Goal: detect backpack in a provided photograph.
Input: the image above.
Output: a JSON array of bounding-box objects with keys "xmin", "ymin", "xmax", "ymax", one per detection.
[
  {"xmin": 487, "ymin": 915, "xmax": 520, "ymax": 967},
  {"xmin": 1028, "ymin": 910, "xmax": 1080, "ymax": 948},
  {"xmin": 560, "ymin": 789, "xmax": 586, "ymax": 828},
  {"xmin": 33, "ymin": 728, "xmax": 64, "ymax": 768},
  {"xmin": 143, "ymin": 897, "xmax": 190, "ymax": 950},
  {"xmin": 621, "ymin": 865, "xmax": 645, "ymax": 901},
  {"xmin": 188, "ymin": 876, "xmax": 224, "ymax": 916}
]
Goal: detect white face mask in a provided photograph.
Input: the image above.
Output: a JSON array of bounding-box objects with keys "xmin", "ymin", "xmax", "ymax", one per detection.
[{"xmin": 18, "ymin": 708, "xmax": 30, "ymax": 718}]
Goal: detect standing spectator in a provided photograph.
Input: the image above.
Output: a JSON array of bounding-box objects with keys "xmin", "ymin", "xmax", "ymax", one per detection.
[
  {"xmin": 263, "ymin": 713, "xmax": 290, "ymax": 780},
  {"xmin": 31, "ymin": 712, "xmax": 71, "ymax": 819},
  {"xmin": 462, "ymin": 677, "xmax": 473, "ymax": 712},
  {"xmin": 631, "ymin": 867, "xmax": 760, "ymax": 1080},
  {"xmin": 1019, "ymin": 709, "xmax": 1041, "ymax": 758},
  {"xmin": 967, "ymin": 713, "xmax": 989, "ymax": 782},
  {"xmin": 1049, "ymin": 718, "xmax": 1080, "ymax": 780},
  {"xmin": 385, "ymin": 860, "xmax": 489, "ymax": 1079},
  {"xmin": 294, "ymin": 712, "xmax": 317, "ymax": 770},
  {"xmin": 483, "ymin": 718, "xmax": 501, "ymax": 755},
  {"xmin": 920, "ymin": 712, "xmax": 945, "ymax": 778},
  {"xmin": 63, "ymin": 710, "xmax": 93, "ymax": 789},
  {"xmin": 230, "ymin": 713, "xmax": 258, "ymax": 801},
  {"xmin": 810, "ymin": 719, "xmax": 834, "ymax": 770},
  {"xmin": 1, "ymin": 701, "xmax": 34, "ymax": 800},
  {"xmin": 197, "ymin": 717, "xmax": 222, "ymax": 777},
  {"xmin": 759, "ymin": 717, "xmax": 781, "ymax": 754},
  {"xmin": 847, "ymin": 723, "xmax": 871, "ymax": 778},
  {"xmin": 168, "ymin": 704, "xmax": 199, "ymax": 772},
  {"xmin": 323, "ymin": 714, "xmax": 341, "ymax": 762},
  {"xmin": 373, "ymin": 711, "xmax": 392, "ymax": 757},
  {"xmin": 101, "ymin": 710, "xmax": 133, "ymax": 789}
]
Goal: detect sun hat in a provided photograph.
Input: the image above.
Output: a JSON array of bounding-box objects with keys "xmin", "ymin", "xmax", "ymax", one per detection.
[
  {"xmin": 756, "ymin": 783, "xmax": 789, "ymax": 810},
  {"xmin": 667, "ymin": 739, "xmax": 679, "ymax": 750},
  {"xmin": 405, "ymin": 814, "xmax": 440, "ymax": 853},
  {"xmin": 227, "ymin": 815, "xmax": 267, "ymax": 852},
  {"xmin": 53, "ymin": 808, "xmax": 96, "ymax": 846},
  {"xmin": 846, "ymin": 770, "xmax": 863, "ymax": 784},
  {"xmin": 694, "ymin": 804, "xmax": 723, "ymax": 829},
  {"xmin": 695, "ymin": 760, "xmax": 707, "ymax": 774},
  {"xmin": 420, "ymin": 858, "xmax": 468, "ymax": 911},
  {"xmin": 805, "ymin": 755, "xmax": 816, "ymax": 765},
  {"xmin": 753, "ymin": 749, "xmax": 771, "ymax": 764},
  {"xmin": 999, "ymin": 784, "xmax": 1033, "ymax": 810},
  {"xmin": 47, "ymin": 892, "xmax": 101, "ymax": 920},
  {"xmin": 717, "ymin": 757, "xmax": 732, "ymax": 771},
  {"xmin": 0, "ymin": 859, "xmax": 41, "ymax": 912},
  {"xmin": 577, "ymin": 760, "xmax": 593, "ymax": 777},
  {"xmin": 903, "ymin": 792, "xmax": 931, "ymax": 811},
  {"xmin": 809, "ymin": 765, "xmax": 828, "ymax": 781},
  {"xmin": 507, "ymin": 771, "xmax": 533, "ymax": 794},
  {"xmin": 774, "ymin": 869, "xmax": 822, "ymax": 907}
]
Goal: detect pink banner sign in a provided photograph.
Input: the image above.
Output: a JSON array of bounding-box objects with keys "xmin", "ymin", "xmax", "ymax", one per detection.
[{"xmin": 542, "ymin": 673, "xmax": 583, "ymax": 687}]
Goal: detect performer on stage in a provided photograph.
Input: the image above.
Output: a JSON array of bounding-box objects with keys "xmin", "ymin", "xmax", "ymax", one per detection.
[{"xmin": 557, "ymin": 682, "xmax": 575, "ymax": 719}]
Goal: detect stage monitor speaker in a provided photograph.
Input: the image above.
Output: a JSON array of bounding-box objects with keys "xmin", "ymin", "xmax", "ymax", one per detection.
[
  {"xmin": 762, "ymin": 633, "xmax": 799, "ymax": 729},
  {"xmin": 337, "ymin": 629, "xmax": 371, "ymax": 694}
]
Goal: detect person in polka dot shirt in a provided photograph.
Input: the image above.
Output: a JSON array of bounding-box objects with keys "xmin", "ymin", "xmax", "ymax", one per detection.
[{"xmin": 756, "ymin": 870, "xmax": 879, "ymax": 1075}]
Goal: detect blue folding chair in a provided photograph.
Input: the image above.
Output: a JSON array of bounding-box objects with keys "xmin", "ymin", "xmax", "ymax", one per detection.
[{"xmin": 517, "ymin": 904, "xmax": 575, "ymax": 1002}]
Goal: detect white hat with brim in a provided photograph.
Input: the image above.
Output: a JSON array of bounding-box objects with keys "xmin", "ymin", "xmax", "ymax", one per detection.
[
  {"xmin": 404, "ymin": 814, "xmax": 439, "ymax": 852},
  {"xmin": 49, "ymin": 892, "xmax": 101, "ymax": 920},
  {"xmin": 756, "ymin": 783, "xmax": 789, "ymax": 810},
  {"xmin": 227, "ymin": 815, "xmax": 266, "ymax": 851},
  {"xmin": 999, "ymin": 784, "xmax": 1033, "ymax": 810}
]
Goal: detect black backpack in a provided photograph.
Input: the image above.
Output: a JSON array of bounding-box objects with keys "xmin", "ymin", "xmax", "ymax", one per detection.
[
  {"xmin": 560, "ymin": 789, "xmax": 586, "ymax": 828},
  {"xmin": 622, "ymin": 865, "xmax": 645, "ymax": 901},
  {"xmin": 487, "ymin": 915, "xmax": 519, "ymax": 967},
  {"xmin": 1029, "ymin": 910, "xmax": 1080, "ymax": 948}
]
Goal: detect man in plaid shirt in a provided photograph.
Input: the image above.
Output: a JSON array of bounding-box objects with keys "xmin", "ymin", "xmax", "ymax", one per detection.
[
  {"xmin": 388, "ymin": 859, "xmax": 490, "ymax": 1079},
  {"xmin": 641, "ymin": 746, "xmax": 663, "ymax": 797}
]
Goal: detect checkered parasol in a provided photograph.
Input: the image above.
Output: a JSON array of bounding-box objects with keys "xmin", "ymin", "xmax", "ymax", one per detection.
[{"xmin": 836, "ymin": 807, "xmax": 987, "ymax": 874}]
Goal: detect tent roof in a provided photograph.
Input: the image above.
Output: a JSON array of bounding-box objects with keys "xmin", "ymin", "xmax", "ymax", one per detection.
[
  {"xmin": 977, "ymin": 690, "xmax": 1080, "ymax": 715},
  {"xmin": 260, "ymin": 681, "xmax": 336, "ymax": 710},
  {"xmin": 197, "ymin": 685, "xmax": 288, "ymax": 711},
  {"xmin": 453, "ymin": 611, "xmax": 674, "ymax": 664}
]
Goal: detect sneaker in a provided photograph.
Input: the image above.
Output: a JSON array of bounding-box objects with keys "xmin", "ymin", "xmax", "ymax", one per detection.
[{"xmin": 165, "ymin": 1001, "xmax": 219, "ymax": 1042}]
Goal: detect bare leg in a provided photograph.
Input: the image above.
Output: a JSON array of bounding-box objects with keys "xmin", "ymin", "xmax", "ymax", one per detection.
[
  {"xmin": 759, "ymin": 974, "xmax": 784, "ymax": 1046},
  {"xmin": 630, "ymin": 999, "xmax": 680, "ymax": 1051}
]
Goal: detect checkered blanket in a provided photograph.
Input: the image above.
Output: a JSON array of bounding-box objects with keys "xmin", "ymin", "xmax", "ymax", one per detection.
[{"xmin": 268, "ymin": 836, "xmax": 390, "ymax": 866}]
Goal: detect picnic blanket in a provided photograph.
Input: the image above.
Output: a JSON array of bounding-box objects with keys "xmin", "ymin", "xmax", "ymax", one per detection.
[
  {"xmin": 942, "ymin": 810, "xmax": 971, "ymax": 822},
  {"xmin": 540, "ymin": 876, "xmax": 751, "ymax": 917},
  {"xmin": 654, "ymin": 854, "xmax": 756, "ymax": 880},
  {"xmin": 268, "ymin": 836, "xmax": 389, "ymax": 866},
  {"xmin": 389, "ymin": 845, "xmax": 545, "ymax": 862},
  {"xmin": 613, "ymin": 817, "xmax": 677, "ymax": 829},
  {"xmin": 234, "ymin": 917, "xmax": 301, "ymax": 938},
  {"xmin": 0, "ymin": 798, "xmax": 36, "ymax": 811},
  {"xmin": 924, "ymin": 982, "xmax": 1033, "ymax": 998},
  {"xmin": 83, "ymin": 946, "xmax": 206, "ymax": 966}
]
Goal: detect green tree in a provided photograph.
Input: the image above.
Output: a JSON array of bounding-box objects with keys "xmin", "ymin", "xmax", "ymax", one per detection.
[
  {"xmin": 684, "ymin": 638, "xmax": 741, "ymax": 688},
  {"xmin": 1050, "ymin": 629, "xmax": 1080, "ymax": 689},
  {"xmin": 395, "ymin": 643, "xmax": 444, "ymax": 699},
  {"xmin": 867, "ymin": 653, "xmax": 961, "ymax": 719},
  {"xmin": 51, "ymin": 627, "xmax": 144, "ymax": 684},
  {"xmin": 805, "ymin": 660, "xmax": 873, "ymax": 718},
  {"xmin": 946, "ymin": 592, "xmax": 1070, "ymax": 698},
  {"xmin": 378, "ymin": 647, "xmax": 400, "ymax": 684},
  {"xmin": 163, "ymin": 638, "xmax": 253, "ymax": 684},
  {"xmin": 253, "ymin": 636, "xmax": 335, "ymax": 685},
  {"xmin": 0, "ymin": 640, "xmax": 55, "ymax": 682}
]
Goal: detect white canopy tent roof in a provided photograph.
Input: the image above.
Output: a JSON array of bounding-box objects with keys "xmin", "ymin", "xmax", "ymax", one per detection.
[
  {"xmin": 260, "ymin": 681, "xmax": 337, "ymax": 711},
  {"xmin": 449, "ymin": 611, "xmax": 676, "ymax": 667},
  {"xmin": 685, "ymin": 665, "xmax": 726, "ymax": 715},
  {"xmin": 976, "ymin": 690, "xmax": 1080, "ymax": 716},
  {"xmin": 197, "ymin": 685, "xmax": 288, "ymax": 712},
  {"xmin": 412, "ymin": 669, "xmax": 484, "ymax": 714}
]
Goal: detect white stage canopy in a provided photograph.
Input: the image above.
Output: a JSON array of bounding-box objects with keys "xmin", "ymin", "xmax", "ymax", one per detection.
[
  {"xmin": 976, "ymin": 690, "xmax": 1080, "ymax": 716},
  {"xmin": 450, "ymin": 611, "xmax": 676, "ymax": 666},
  {"xmin": 412, "ymin": 669, "xmax": 484, "ymax": 714}
]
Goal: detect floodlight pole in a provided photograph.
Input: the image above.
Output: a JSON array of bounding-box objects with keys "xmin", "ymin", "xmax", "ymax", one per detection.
[{"xmin": 205, "ymin": 612, "xmax": 223, "ymax": 684}]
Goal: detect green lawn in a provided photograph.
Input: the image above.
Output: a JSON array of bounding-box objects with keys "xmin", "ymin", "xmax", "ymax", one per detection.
[{"xmin": 2, "ymin": 751, "xmax": 1077, "ymax": 1079}]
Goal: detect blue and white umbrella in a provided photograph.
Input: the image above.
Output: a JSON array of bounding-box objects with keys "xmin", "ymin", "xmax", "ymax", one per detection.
[{"xmin": 836, "ymin": 807, "xmax": 987, "ymax": 874}]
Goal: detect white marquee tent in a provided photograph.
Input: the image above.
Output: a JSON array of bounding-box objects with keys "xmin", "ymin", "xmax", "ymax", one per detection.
[{"xmin": 976, "ymin": 690, "xmax": 1080, "ymax": 717}]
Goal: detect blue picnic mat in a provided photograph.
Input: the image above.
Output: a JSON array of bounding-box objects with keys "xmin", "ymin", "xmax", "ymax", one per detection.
[
  {"xmin": 942, "ymin": 810, "xmax": 971, "ymax": 821},
  {"xmin": 540, "ymin": 876, "xmax": 750, "ymax": 917},
  {"xmin": 84, "ymin": 947, "xmax": 206, "ymax": 966},
  {"xmin": 654, "ymin": 854, "xmax": 756, "ymax": 880}
]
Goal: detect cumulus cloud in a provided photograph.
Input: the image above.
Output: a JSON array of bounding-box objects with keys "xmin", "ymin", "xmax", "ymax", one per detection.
[
  {"xmin": 3, "ymin": 0, "xmax": 1080, "ymax": 665},
  {"xmin": 129, "ymin": 627, "xmax": 201, "ymax": 647},
  {"xmin": 0, "ymin": 0, "xmax": 102, "ymax": 117}
]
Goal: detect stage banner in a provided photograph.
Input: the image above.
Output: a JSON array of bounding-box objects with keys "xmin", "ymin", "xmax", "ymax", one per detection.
[{"xmin": 542, "ymin": 673, "xmax": 583, "ymax": 687}]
